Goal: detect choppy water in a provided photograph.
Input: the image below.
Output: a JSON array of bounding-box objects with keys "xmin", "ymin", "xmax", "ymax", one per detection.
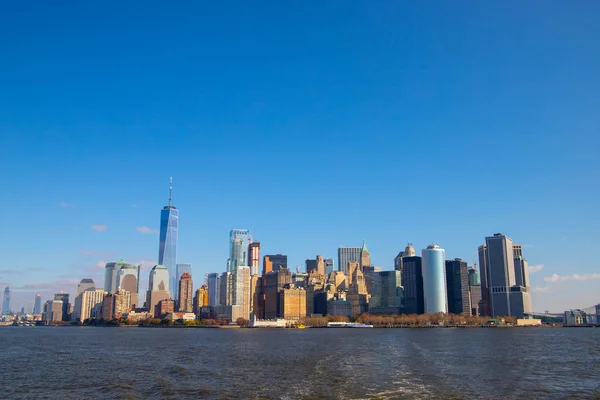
[{"xmin": 0, "ymin": 327, "xmax": 598, "ymax": 399}]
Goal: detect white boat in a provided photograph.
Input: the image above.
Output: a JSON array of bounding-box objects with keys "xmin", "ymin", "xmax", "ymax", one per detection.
[{"xmin": 327, "ymin": 322, "xmax": 373, "ymax": 328}]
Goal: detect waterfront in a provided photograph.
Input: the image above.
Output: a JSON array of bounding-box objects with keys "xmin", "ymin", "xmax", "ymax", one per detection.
[{"xmin": 0, "ymin": 328, "xmax": 598, "ymax": 399}]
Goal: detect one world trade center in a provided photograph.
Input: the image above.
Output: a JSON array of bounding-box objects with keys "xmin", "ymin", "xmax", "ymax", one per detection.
[{"xmin": 158, "ymin": 177, "xmax": 178, "ymax": 295}]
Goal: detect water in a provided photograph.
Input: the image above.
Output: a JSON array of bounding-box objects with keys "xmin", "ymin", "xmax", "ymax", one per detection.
[{"xmin": 0, "ymin": 327, "xmax": 598, "ymax": 399}]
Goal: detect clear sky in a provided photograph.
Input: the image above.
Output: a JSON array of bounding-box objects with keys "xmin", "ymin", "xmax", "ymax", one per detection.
[{"xmin": 1, "ymin": 2, "xmax": 599, "ymax": 313}]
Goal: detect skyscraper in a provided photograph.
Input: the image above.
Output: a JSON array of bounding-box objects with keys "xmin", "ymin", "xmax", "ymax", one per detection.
[
  {"xmin": 146, "ymin": 265, "xmax": 171, "ymax": 316},
  {"xmin": 178, "ymin": 273, "xmax": 193, "ymax": 312},
  {"xmin": 117, "ymin": 265, "xmax": 139, "ymax": 308},
  {"xmin": 263, "ymin": 254, "xmax": 287, "ymax": 274},
  {"xmin": 370, "ymin": 270, "xmax": 403, "ymax": 314},
  {"xmin": 400, "ymin": 256, "xmax": 423, "ymax": 314},
  {"xmin": 483, "ymin": 233, "xmax": 532, "ymax": 318},
  {"xmin": 338, "ymin": 247, "xmax": 361, "ymax": 276},
  {"xmin": 229, "ymin": 229, "xmax": 250, "ymax": 273},
  {"xmin": 174, "ymin": 263, "xmax": 192, "ymax": 300},
  {"xmin": 207, "ymin": 273, "xmax": 220, "ymax": 307},
  {"xmin": 360, "ymin": 240, "xmax": 371, "ymax": 269},
  {"xmin": 80, "ymin": 289, "xmax": 105, "ymax": 321},
  {"xmin": 71, "ymin": 279, "xmax": 96, "ymax": 322},
  {"xmin": 248, "ymin": 242, "xmax": 261, "ymax": 276},
  {"xmin": 445, "ymin": 259, "xmax": 471, "ymax": 315},
  {"xmin": 263, "ymin": 267, "xmax": 292, "ymax": 319},
  {"xmin": 234, "ymin": 266, "xmax": 251, "ymax": 319},
  {"xmin": 478, "ymin": 244, "xmax": 490, "ymax": 316},
  {"xmin": 2, "ymin": 287, "xmax": 11, "ymax": 315},
  {"xmin": 53, "ymin": 292, "xmax": 70, "ymax": 321},
  {"xmin": 468, "ymin": 267, "xmax": 481, "ymax": 286},
  {"xmin": 158, "ymin": 177, "xmax": 179, "ymax": 298},
  {"xmin": 104, "ymin": 260, "xmax": 135, "ymax": 294},
  {"xmin": 422, "ymin": 245, "xmax": 447, "ymax": 314},
  {"xmin": 33, "ymin": 294, "xmax": 42, "ymax": 315},
  {"xmin": 305, "ymin": 255, "xmax": 326, "ymax": 275},
  {"xmin": 325, "ymin": 258, "xmax": 335, "ymax": 276}
]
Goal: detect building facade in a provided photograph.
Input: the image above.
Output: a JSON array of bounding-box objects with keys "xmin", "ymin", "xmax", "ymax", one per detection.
[
  {"xmin": 117, "ymin": 265, "xmax": 139, "ymax": 308},
  {"xmin": 207, "ymin": 272, "xmax": 219, "ymax": 307},
  {"xmin": 80, "ymin": 289, "xmax": 105, "ymax": 321},
  {"xmin": 174, "ymin": 263, "xmax": 192, "ymax": 300},
  {"xmin": 483, "ymin": 233, "xmax": 532, "ymax": 318},
  {"xmin": 421, "ymin": 245, "xmax": 447, "ymax": 314},
  {"xmin": 229, "ymin": 229, "xmax": 251, "ymax": 273},
  {"xmin": 401, "ymin": 256, "xmax": 424, "ymax": 314},
  {"xmin": 178, "ymin": 272, "xmax": 193, "ymax": 312},
  {"xmin": 248, "ymin": 242, "xmax": 261, "ymax": 276},
  {"xmin": 2, "ymin": 287, "xmax": 11, "ymax": 315},
  {"xmin": 263, "ymin": 268, "xmax": 292, "ymax": 319},
  {"xmin": 280, "ymin": 285, "xmax": 306, "ymax": 321},
  {"xmin": 158, "ymin": 178, "xmax": 179, "ymax": 299},
  {"xmin": 53, "ymin": 292, "xmax": 70, "ymax": 321},
  {"xmin": 338, "ymin": 247, "xmax": 361, "ymax": 276},
  {"xmin": 370, "ymin": 270, "xmax": 403, "ymax": 314},
  {"xmin": 445, "ymin": 259, "xmax": 471, "ymax": 315}
]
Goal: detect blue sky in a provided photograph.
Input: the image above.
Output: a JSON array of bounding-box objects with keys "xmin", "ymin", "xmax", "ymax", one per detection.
[{"xmin": 1, "ymin": 2, "xmax": 599, "ymax": 313}]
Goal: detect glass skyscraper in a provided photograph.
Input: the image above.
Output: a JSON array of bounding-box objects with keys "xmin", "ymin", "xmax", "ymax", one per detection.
[
  {"xmin": 338, "ymin": 247, "xmax": 361, "ymax": 276},
  {"xmin": 228, "ymin": 229, "xmax": 250, "ymax": 273},
  {"xmin": 2, "ymin": 287, "xmax": 11, "ymax": 315},
  {"xmin": 422, "ymin": 245, "xmax": 448, "ymax": 314},
  {"xmin": 158, "ymin": 178, "xmax": 178, "ymax": 296}
]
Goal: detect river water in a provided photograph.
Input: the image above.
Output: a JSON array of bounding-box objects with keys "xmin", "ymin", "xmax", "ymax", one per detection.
[{"xmin": 0, "ymin": 327, "xmax": 598, "ymax": 399}]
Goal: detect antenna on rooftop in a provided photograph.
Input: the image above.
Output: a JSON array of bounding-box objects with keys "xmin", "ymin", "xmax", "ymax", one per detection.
[{"xmin": 169, "ymin": 177, "xmax": 173, "ymax": 206}]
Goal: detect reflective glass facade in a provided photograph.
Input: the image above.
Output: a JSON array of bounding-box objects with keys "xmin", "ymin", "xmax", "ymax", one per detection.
[
  {"xmin": 229, "ymin": 229, "xmax": 250, "ymax": 273},
  {"xmin": 159, "ymin": 206, "xmax": 178, "ymax": 296},
  {"xmin": 422, "ymin": 245, "xmax": 447, "ymax": 314}
]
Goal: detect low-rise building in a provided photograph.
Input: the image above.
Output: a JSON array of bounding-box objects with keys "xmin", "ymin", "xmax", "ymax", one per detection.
[{"xmin": 564, "ymin": 309, "xmax": 589, "ymax": 326}]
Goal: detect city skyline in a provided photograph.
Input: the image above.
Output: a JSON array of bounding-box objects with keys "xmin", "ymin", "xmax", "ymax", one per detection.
[{"xmin": 1, "ymin": 3, "xmax": 599, "ymax": 314}]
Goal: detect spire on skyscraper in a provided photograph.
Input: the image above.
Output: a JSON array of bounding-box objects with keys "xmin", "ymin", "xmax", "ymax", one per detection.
[
  {"xmin": 361, "ymin": 239, "xmax": 369, "ymax": 253},
  {"xmin": 169, "ymin": 177, "xmax": 172, "ymax": 207}
]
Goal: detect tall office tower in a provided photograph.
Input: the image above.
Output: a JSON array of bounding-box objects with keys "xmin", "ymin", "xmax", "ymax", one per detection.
[
  {"xmin": 80, "ymin": 289, "xmax": 105, "ymax": 321},
  {"xmin": 178, "ymin": 273, "xmax": 193, "ymax": 312},
  {"xmin": 305, "ymin": 258, "xmax": 317, "ymax": 273},
  {"xmin": 219, "ymin": 272, "xmax": 235, "ymax": 306},
  {"xmin": 401, "ymin": 256, "xmax": 424, "ymax": 314},
  {"xmin": 369, "ymin": 271, "xmax": 403, "ymax": 314},
  {"xmin": 360, "ymin": 240, "xmax": 371, "ymax": 269},
  {"xmin": 53, "ymin": 292, "xmax": 70, "ymax": 321},
  {"xmin": 325, "ymin": 258, "xmax": 334, "ymax": 276},
  {"xmin": 248, "ymin": 242, "xmax": 261, "ymax": 276},
  {"xmin": 174, "ymin": 263, "xmax": 192, "ymax": 300},
  {"xmin": 263, "ymin": 254, "xmax": 287, "ymax": 275},
  {"xmin": 422, "ymin": 245, "xmax": 447, "ymax": 314},
  {"xmin": 146, "ymin": 265, "xmax": 170, "ymax": 316},
  {"xmin": 445, "ymin": 259, "xmax": 471, "ymax": 315},
  {"xmin": 116, "ymin": 265, "xmax": 139, "ymax": 308},
  {"xmin": 33, "ymin": 294, "xmax": 42, "ymax": 315},
  {"xmin": 263, "ymin": 267, "xmax": 292, "ymax": 319},
  {"xmin": 347, "ymin": 268, "xmax": 370, "ymax": 317},
  {"xmin": 229, "ymin": 229, "xmax": 251, "ymax": 273},
  {"xmin": 512, "ymin": 244, "xmax": 532, "ymax": 317},
  {"xmin": 104, "ymin": 260, "xmax": 135, "ymax": 294},
  {"xmin": 338, "ymin": 247, "xmax": 361, "ymax": 276},
  {"xmin": 483, "ymin": 233, "xmax": 531, "ymax": 318},
  {"xmin": 158, "ymin": 177, "xmax": 179, "ymax": 298},
  {"xmin": 2, "ymin": 287, "xmax": 11, "ymax": 315},
  {"xmin": 250, "ymin": 275, "xmax": 263, "ymax": 318},
  {"xmin": 478, "ymin": 244, "xmax": 490, "ymax": 316},
  {"xmin": 71, "ymin": 279, "xmax": 96, "ymax": 322},
  {"xmin": 207, "ymin": 273, "xmax": 220, "ymax": 307},
  {"xmin": 468, "ymin": 267, "xmax": 481, "ymax": 315},
  {"xmin": 468, "ymin": 267, "xmax": 480, "ymax": 286},
  {"xmin": 234, "ymin": 266, "xmax": 251, "ymax": 319},
  {"xmin": 49, "ymin": 300, "xmax": 63, "ymax": 322}
]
